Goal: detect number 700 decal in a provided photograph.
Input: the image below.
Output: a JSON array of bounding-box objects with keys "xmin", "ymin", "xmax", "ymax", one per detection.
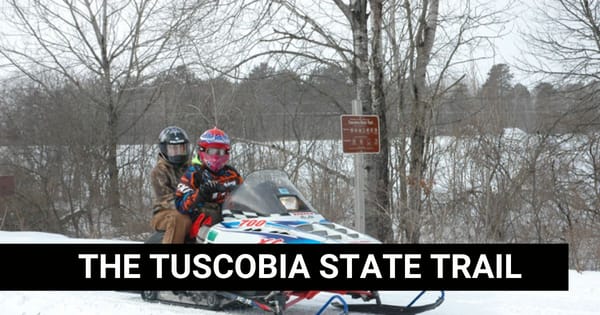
[{"xmin": 238, "ymin": 219, "xmax": 267, "ymax": 227}]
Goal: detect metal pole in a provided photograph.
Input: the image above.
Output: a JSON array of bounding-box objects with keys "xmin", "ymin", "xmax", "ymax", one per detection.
[{"xmin": 352, "ymin": 99, "xmax": 365, "ymax": 233}]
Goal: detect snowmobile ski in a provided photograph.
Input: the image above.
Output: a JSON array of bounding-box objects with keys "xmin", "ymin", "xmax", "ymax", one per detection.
[
  {"xmin": 141, "ymin": 290, "xmax": 286, "ymax": 314},
  {"xmin": 333, "ymin": 291, "xmax": 445, "ymax": 315},
  {"xmin": 141, "ymin": 290, "xmax": 234, "ymax": 310}
]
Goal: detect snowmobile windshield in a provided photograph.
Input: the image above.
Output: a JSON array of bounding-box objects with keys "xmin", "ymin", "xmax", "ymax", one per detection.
[{"xmin": 222, "ymin": 170, "xmax": 318, "ymax": 216}]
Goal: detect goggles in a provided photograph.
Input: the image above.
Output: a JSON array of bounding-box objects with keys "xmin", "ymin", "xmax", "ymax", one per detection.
[{"xmin": 203, "ymin": 147, "xmax": 228, "ymax": 156}]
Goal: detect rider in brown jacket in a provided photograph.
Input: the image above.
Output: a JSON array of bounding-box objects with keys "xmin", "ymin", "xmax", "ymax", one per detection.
[{"xmin": 150, "ymin": 126, "xmax": 192, "ymax": 243}]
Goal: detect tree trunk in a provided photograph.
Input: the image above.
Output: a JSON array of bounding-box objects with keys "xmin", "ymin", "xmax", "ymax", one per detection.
[
  {"xmin": 349, "ymin": 0, "xmax": 371, "ymax": 112},
  {"xmin": 365, "ymin": 0, "xmax": 392, "ymax": 243},
  {"xmin": 107, "ymin": 108, "xmax": 122, "ymax": 229},
  {"xmin": 406, "ymin": 0, "xmax": 439, "ymax": 243}
]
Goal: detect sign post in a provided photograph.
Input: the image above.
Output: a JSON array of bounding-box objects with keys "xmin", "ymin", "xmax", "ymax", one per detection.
[{"xmin": 341, "ymin": 100, "xmax": 380, "ymax": 233}]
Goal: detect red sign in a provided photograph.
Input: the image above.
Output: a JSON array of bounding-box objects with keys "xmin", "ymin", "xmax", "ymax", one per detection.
[{"xmin": 341, "ymin": 115, "xmax": 380, "ymax": 154}]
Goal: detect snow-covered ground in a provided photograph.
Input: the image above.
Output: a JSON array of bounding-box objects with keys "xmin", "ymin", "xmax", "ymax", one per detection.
[{"xmin": 0, "ymin": 231, "xmax": 598, "ymax": 315}]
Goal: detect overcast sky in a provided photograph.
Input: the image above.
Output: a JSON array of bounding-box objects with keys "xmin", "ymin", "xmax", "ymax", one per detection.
[{"xmin": 0, "ymin": 0, "xmax": 545, "ymax": 89}]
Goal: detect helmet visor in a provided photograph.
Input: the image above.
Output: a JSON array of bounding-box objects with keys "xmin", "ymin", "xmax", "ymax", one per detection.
[{"xmin": 167, "ymin": 144, "xmax": 188, "ymax": 156}]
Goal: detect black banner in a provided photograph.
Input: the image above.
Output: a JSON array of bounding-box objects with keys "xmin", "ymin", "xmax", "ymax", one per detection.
[{"xmin": 0, "ymin": 243, "xmax": 568, "ymax": 291}]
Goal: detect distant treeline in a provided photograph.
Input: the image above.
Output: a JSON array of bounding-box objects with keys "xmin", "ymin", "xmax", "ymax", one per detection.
[{"xmin": 2, "ymin": 63, "xmax": 598, "ymax": 147}]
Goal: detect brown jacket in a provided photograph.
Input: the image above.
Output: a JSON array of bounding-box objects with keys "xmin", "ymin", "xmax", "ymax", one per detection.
[{"xmin": 150, "ymin": 154, "xmax": 189, "ymax": 214}]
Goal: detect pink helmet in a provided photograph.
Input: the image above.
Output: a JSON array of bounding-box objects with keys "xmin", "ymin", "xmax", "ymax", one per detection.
[{"xmin": 197, "ymin": 127, "xmax": 230, "ymax": 173}]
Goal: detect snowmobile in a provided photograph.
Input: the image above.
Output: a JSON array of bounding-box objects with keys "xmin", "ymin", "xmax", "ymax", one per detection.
[{"xmin": 142, "ymin": 169, "xmax": 444, "ymax": 314}]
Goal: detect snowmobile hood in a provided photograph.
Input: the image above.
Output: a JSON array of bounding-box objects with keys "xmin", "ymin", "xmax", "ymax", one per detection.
[{"xmin": 203, "ymin": 170, "xmax": 380, "ymax": 244}]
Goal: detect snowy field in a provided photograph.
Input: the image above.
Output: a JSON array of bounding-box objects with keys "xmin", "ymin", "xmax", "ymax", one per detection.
[{"xmin": 0, "ymin": 231, "xmax": 598, "ymax": 315}]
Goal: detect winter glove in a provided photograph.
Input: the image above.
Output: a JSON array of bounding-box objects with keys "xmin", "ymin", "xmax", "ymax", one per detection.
[
  {"xmin": 195, "ymin": 180, "xmax": 226, "ymax": 202},
  {"xmin": 204, "ymin": 180, "xmax": 227, "ymax": 194}
]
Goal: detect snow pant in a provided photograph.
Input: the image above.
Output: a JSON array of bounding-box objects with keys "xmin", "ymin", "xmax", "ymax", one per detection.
[{"xmin": 151, "ymin": 209, "xmax": 192, "ymax": 244}]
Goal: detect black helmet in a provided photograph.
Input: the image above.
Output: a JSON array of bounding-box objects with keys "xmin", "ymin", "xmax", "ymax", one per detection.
[{"xmin": 158, "ymin": 126, "xmax": 190, "ymax": 165}]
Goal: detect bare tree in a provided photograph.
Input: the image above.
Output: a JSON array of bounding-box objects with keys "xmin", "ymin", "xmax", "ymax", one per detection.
[
  {"xmin": 520, "ymin": 0, "xmax": 600, "ymax": 267},
  {"xmin": 256, "ymin": 0, "xmax": 393, "ymax": 241},
  {"xmin": 400, "ymin": 0, "xmax": 441, "ymax": 243},
  {"xmin": 522, "ymin": 0, "xmax": 600, "ymax": 81},
  {"xmin": 331, "ymin": 0, "xmax": 392, "ymax": 241},
  {"xmin": 365, "ymin": 0, "xmax": 392, "ymax": 242},
  {"xmin": 0, "ymin": 0, "xmax": 214, "ymax": 233},
  {"xmin": 386, "ymin": 0, "xmax": 510, "ymax": 243},
  {"xmin": 232, "ymin": 0, "xmax": 511, "ymax": 243}
]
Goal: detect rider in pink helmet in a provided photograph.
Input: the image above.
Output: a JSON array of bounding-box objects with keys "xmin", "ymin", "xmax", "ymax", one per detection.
[
  {"xmin": 176, "ymin": 127, "xmax": 242, "ymax": 238},
  {"xmin": 196, "ymin": 127, "xmax": 231, "ymax": 173}
]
